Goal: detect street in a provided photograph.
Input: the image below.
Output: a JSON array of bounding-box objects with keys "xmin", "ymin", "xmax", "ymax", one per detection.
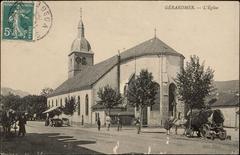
[{"xmin": 1, "ymin": 121, "xmax": 239, "ymax": 154}]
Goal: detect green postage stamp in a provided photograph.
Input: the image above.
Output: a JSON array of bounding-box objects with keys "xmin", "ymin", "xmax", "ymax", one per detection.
[
  {"xmin": 2, "ymin": 2, "xmax": 34, "ymax": 40},
  {"xmin": 1, "ymin": 1, "xmax": 52, "ymax": 41}
]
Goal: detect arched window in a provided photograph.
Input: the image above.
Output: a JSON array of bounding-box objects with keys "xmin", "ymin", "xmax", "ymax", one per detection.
[
  {"xmin": 60, "ymin": 98, "xmax": 62, "ymax": 107},
  {"xmin": 78, "ymin": 96, "xmax": 80, "ymax": 115},
  {"xmin": 85, "ymin": 94, "xmax": 89, "ymax": 116}
]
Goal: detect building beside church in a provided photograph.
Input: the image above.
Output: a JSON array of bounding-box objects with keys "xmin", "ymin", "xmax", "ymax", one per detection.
[
  {"xmin": 210, "ymin": 92, "xmax": 239, "ymax": 128},
  {"xmin": 47, "ymin": 12, "xmax": 185, "ymax": 126}
]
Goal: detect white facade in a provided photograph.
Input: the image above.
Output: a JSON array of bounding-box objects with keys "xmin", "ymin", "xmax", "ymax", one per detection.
[
  {"xmin": 47, "ymin": 89, "xmax": 93, "ymax": 124},
  {"xmin": 47, "ymin": 54, "xmax": 185, "ymax": 126}
]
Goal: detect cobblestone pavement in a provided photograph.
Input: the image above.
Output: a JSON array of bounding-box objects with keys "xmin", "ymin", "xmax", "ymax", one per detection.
[{"xmin": 2, "ymin": 121, "xmax": 239, "ymax": 154}]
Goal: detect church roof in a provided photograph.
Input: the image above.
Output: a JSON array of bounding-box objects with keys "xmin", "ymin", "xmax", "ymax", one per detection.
[
  {"xmin": 210, "ymin": 92, "xmax": 239, "ymax": 107},
  {"xmin": 120, "ymin": 37, "xmax": 184, "ymax": 62},
  {"xmin": 48, "ymin": 37, "xmax": 184, "ymax": 97},
  {"xmin": 71, "ymin": 37, "xmax": 91, "ymax": 52}
]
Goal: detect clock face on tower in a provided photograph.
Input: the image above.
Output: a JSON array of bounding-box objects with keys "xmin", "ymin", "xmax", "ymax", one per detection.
[{"xmin": 75, "ymin": 56, "xmax": 81, "ymax": 64}]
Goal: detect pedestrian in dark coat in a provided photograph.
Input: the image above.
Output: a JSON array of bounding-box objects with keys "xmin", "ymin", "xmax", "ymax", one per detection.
[
  {"xmin": 135, "ymin": 117, "xmax": 141, "ymax": 134},
  {"xmin": 18, "ymin": 114, "xmax": 26, "ymax": 136},
  {"xmin": 97, "ymin": 117, "xmax": 101, "ymax": 131},
  {"xmin": 164, "ymin": 116, "xmax": 174, "ymax": 135},
  {"xmin": 117, "ymin": 115, "xmax": 122, "ymax": 131}
]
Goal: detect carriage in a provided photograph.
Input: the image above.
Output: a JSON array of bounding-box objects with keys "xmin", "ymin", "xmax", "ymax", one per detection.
[
  {"xmin": 0, "ymin": 109, "xmax": 27, "ymax": 138},
  {"xmin": 185, "ymin": 109, "xmax": 228, "ymax": 140}
]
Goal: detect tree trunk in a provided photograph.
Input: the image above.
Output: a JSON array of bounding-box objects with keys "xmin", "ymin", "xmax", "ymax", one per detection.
[
  {"xmin": 70, "ymin": 115, "xmax": 73, "ymax": 126},
  {"xmin": 189, "ymin": 107, "xmax": 192, "ymax": 129},
  {"xmin": 139, "ymin": 106, "xmax": 143, "ymax": 132}
]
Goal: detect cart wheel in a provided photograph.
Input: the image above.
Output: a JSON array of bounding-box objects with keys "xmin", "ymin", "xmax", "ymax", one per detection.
[
  {"xmin": 219, "ymin": 131, "xmax": 226, "ymax": 140},
  {"xmin": 201, "ymin": 124, "xmax": 209, "ymax": 137}
]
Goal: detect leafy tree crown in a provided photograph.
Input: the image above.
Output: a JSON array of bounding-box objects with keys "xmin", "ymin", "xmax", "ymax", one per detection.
[
  {"xmin": 97, "ymin": 85, "xmax": 123, "ymax": 114},
  {"xmin": 127, "ymin": 69, "xmax": 158, "ymax": 109},
  {"xmin": 175, "ymin": 55, "xmax": 214, "ymax": 109},
  {"xmin": 62, "ymin": 97, "xmax": 77, "ymax": 116}
]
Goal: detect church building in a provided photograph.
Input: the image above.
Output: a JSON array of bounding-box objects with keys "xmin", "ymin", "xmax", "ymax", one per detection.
[{"xmin": 47, "ymin": 12, "xmax": 185, "ymax": 127}]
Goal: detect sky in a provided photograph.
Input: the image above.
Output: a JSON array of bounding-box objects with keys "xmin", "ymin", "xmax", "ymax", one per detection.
[{"xmin": 1, "ymin": 1, "xmax": 239, "ymax": 95}]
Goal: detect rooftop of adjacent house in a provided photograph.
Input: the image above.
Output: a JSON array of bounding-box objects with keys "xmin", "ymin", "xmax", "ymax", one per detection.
[
  {"xmin": 210, "ymin": 92, "xmax": 239, "ymax": 107},
  {"xmin": 48, "ymin": 37, "xmax": 184, "ymax": 97}
]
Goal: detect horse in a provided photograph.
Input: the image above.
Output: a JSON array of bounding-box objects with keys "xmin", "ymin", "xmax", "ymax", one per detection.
[{"xmin": 171, "ymin": 118, "xmax": 188, "ymax": 135}]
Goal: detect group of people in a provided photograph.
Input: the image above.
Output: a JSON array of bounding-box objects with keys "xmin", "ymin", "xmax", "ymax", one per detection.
[
  {"xmin": 96, "ymin": 114, "xmax": 123, "ymax": 131},
  {"xmin": 1, "ymin": 110, "xmax": 27, "ymax": 138},
  {"xmin": 96, "ymin": 113, "xmax": 143, "ymax": 134}
]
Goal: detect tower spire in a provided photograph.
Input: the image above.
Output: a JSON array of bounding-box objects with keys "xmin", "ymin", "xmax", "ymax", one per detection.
[
  {"xmin": 154, "ymin": 28, "xmax": 157, "ymax": 38},
  {"xmin": 78, "ymin": 7, "xmax": 84, "ymax": 38},
  {"xmin": 80, "ymin": 7, "xmax": 82, "ymax": 20}
]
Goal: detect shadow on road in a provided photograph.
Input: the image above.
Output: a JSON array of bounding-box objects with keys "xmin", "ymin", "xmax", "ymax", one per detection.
[{"xmin": 1, "ymin": 133, "xmax": 102, "ymax": 154}]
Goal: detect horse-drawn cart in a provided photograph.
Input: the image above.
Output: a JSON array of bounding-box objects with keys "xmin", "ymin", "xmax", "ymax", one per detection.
[{"xmin": 185, "ymin": 109, "xmax": 229, "ymax": 140}]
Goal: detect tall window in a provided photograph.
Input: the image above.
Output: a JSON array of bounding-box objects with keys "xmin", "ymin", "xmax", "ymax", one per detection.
[
  {"xmin": 52, "ymin": 100, "xmax": 53, "ymax": 107},
  {"xmin": 56, "ymin": 99, "xmax": 58, "ymax": 106},
  {"xmin": 85, "ymin": 94, "xmax": 89, "ymax": 116},
  {"xmin": 78, "ymin": 96, "xmax": 80, "ymax": 115},
  {"xmin": 60, "ymin": 98, "xmax": 62, "ymax": 107}
]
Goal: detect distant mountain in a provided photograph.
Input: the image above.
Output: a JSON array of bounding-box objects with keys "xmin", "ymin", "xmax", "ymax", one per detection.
[
  {"xmin": 1, "ymin": 87, "xmax": 30, "ymax": 97},
  {"xmin": 214, "ymin": 80, "xmax": 239, "ymax": 93}
]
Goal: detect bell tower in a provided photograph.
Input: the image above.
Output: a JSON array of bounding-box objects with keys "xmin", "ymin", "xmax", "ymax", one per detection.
[{"xmin": 68, "ymin": 8, "xmax": 94, "ymax": 79}]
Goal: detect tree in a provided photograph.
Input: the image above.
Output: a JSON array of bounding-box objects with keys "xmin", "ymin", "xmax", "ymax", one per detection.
[
  {"xmin": 175, "ymin": 55, "xmax": 214, "ymax": 128},
  {"xmin": 62, "ymin": 97, "xmax": 77, "ymax": 116},
  {"xmin": 40, "ymin": 87, "xmax": 53, "ymax": 97},
  {"xmin": 127, "ymin": 69, "xmax": 158, "ymax": 129},
  {"xmin": 0, "ymin": 93, "xmax": 22, "ymax": 111},
  {"xmin": 97, "ymin": 85, "xmax": 123, "ymax": 115},
  {"xmin": 0, "ymin": 93, "xmax": 48, "ymax": 119},
  {"xmin": 22, "ymin": 95, "xmax": 47, "ymax": 118}
]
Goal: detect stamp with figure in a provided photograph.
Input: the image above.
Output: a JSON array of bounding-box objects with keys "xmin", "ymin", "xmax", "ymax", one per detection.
[
  {"xmin": 2, "ymin": 1, "xmax": 34, "ymax": 40},
  {"xmin": 1, "ymin": 1, "xmax": 52, "ymax": 41}
]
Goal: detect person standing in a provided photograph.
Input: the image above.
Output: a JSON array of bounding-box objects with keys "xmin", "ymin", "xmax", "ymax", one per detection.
[
  {"xmin": 164, "ymin": 116, "xmax": 174, "ymax": 135},
  {"xmin": 81, "ymin": 115, "xmax": 84, "ymax": 126},
  {"xmin": 45, "ymin": 116, "xmax": 49, "ymax": 126},
  {"xmin": 117, "ymin": 114, "xmax": 122, "ymax": 131},
  {"xmin": 18, "ymin": 114, "xmax": 27, "ymax": 136},
  {"xmin": 135, "ymin": 117, "xmax": 141, "ymax": 134},
  {"xmin": 97, "ymin": 117, "xmax": 101, "ymax": 131},
  {"xmin": 106, "ymin": 114, "xmax": 111, "ymax": 131}
]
